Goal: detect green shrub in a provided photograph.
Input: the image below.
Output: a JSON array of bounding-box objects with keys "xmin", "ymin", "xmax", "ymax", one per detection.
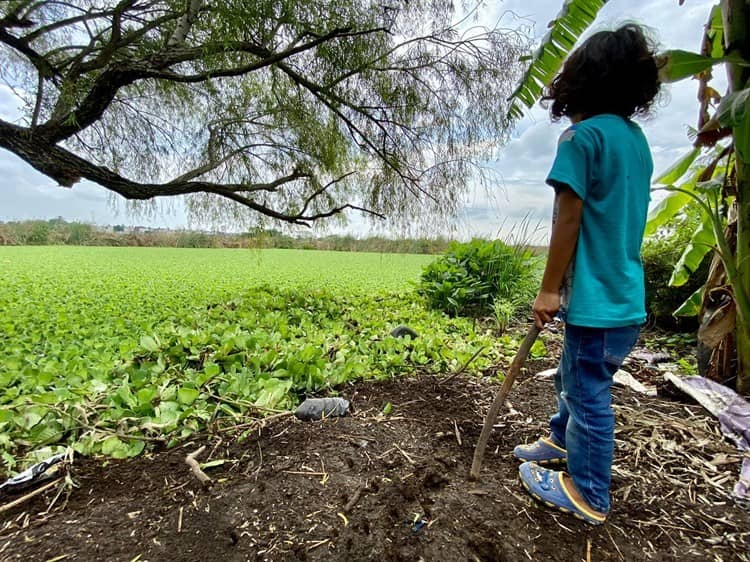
[
  {"xmin": 67, "ymin": 222, "xmax": 93, "ymax": 245},
  {"xmin": 493, "ymin": 298, "xmax": 517, "ymax": 332},
  {"xmin": 418, "ymin": 239, "xmax": 540, "ymax": 320},
  {"xmin": 177, "ymin": 231, "xmax": 215, "ymax": 248},
  {"xmin": 25, "ymin": 221, "xmax": 51, "ymax": 245},
  {"xmin": 642, "ymin": 209, "xmax": 709, "ymax": 330}
]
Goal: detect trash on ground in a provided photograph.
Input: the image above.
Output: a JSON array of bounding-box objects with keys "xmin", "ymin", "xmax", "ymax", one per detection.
[
  {"xmin": 613, "ymin": 370, "xmax": 657, "ymax": 396},
  {"xmin": 390, "ymin": 325, "xmax": 419, "ymax": 338},
  {"xmin": 631, "ymin": 350, "xmax": 673, "ymax": 364},
  {"xmin": 536, "ymin": 368, "xmax": 556, "ymax": 379},
  {"xmin": 0, "ymin": 449, "xmax": 72, "ymax": 498},
  {"xmin": 408, "ymin": 513, "xmax": 429, "ymax": 533},
  {"xmin": 294, "ymin": 397, "xmax": 351, "ymax": 421},
  {"xmin": 541, "ymin": 367, "xmax": 657, "ymax": 397},
  {"xmin": 665, "ymin": 373, "xmax": 750, "ymax": 504}
]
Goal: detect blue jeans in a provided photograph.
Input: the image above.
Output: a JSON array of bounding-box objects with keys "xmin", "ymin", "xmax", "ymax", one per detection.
[{"xmin": 549, "ymin": 323, "xmax": 640, "ymax": 513}]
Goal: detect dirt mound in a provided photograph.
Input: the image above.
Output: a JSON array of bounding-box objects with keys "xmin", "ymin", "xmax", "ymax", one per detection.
[{"xmin": 1, "ymin": 373, "xmax": 748, "ymax": 561}]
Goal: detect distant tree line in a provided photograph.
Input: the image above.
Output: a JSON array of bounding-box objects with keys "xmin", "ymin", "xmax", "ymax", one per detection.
[{"xmin": 0, "ymin": 219, "xmax": 452, "ymax": 254}]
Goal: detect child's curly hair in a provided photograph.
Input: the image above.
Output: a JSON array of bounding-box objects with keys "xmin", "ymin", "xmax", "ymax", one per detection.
[{"xmin": 543, "ymin": 24, "xmax": 661, "ymax": 121}]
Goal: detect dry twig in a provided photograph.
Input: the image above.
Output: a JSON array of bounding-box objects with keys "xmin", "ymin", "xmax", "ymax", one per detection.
[
  {"xmin": 0, "ymin": 478, "xmax": 63, "ymax": 515},
  {"xmin": 441, "ymin": 346, "xmax": 486, "ymax": 384},
  {"xmin": 185, "ymin": 446, "xmax": 213, "ymax": 488}
]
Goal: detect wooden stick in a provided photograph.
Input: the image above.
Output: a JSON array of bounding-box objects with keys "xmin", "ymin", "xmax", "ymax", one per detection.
[
  {"xmin": 470, "ymin": 324, "xmax": 540, "ymax": 481},
  {"xmin": 0, "ymin": 477, "xmax": 63, "ymax": 515},
  {"xmin": 440, "ymin": 346, "xmax": 486, "ymax": 384},
  {"xmin": 185, "ymin": 446, "xmax": 212, "ymax": 488}
]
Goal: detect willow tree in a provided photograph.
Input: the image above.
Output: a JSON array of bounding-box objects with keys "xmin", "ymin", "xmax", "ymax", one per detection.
[
  {"xmin": 0, "ymin": 1, "xmax": 528, "ymax": 228},
  {"xmin": 510, "ymin": 0, "xmax": 750, "ymax": 393}
]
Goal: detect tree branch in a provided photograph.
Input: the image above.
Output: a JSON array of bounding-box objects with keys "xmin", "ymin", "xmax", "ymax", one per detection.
[
  {"xmin": 210, "ymin": 188, "xmax": 385, "ymax": 226},
  {"xmin": 149, "ymin": 27, "xmax": 359, "ymax": 70},
  {"xmin": 0, "ymin": 11, "xmax": 35, "ymax": 30},
  {"xmin": 0, "ymin": 118, "xmax": 377, "ymax": 225},
  {"xmin": 298, "ymin": 171, "xmax": 356, "ymax": 217},
  {"xmin": 57, "ymin": 11, "xmax": 182, "ymax": 73},
  {"xmin": 167, "ymin": 0, "xmax": 203, "ymax": 47},
  {"xmin": 31, "ymin": 70, "xmax": 43, "ymax": 127},
  {"xmin": 71, "ymin": 0, "xmax": 139, "ymax": 75},
  {"xmin": 23, "ymin": 9, "xmax": 117, "ymax": 42},
  {"xmin": 36, "ymin": 26, "xmax": 379, "ymax": 143},
  {"xmin": 38, "ymin": 63, "xmax": 141, "ymax": 142},
  {"xmin": 0, "ymin": 27, "xmax": 58, "ymax": 77},
  {"xmin": 275, "ymin": 60, "xmax": 427, "ymax": 201},
  {"xmin": 92, "ymin": 0, "xmax": 131, "ymax": 66},
  {"xmin": 169, "ymin": 164, "xmax": 309, "ymax": 191},
  {"xmin": 0, "ymin": 0, "xmax": 38, "ymax": 28},
  {"xmin": 298, "ymin": 203, "xmax": 386, "ymax": 223}
]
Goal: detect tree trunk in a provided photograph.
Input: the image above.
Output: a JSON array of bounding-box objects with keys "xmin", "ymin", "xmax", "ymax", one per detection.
[{"xmin": 722, "ymin": 0, "xmax": 750, "ymax": 394}]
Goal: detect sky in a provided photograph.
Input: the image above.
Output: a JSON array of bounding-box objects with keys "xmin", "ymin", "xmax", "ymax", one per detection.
[{"xmin": 0, "ymin": 0, "xmax": 721, "ymax": 240}]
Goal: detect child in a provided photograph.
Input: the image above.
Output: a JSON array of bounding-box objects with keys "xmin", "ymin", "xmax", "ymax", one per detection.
[{"xmin": 513, "ymin": 24, "xmax": 661, "ymax": 525}]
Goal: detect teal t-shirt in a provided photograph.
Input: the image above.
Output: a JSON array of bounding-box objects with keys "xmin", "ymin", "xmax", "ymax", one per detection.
[{"xmin": 546, "ymin": 114, "xmax": 652, "ymax": 328}]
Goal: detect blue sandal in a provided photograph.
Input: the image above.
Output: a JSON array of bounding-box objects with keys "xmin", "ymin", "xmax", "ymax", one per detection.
[
  {"xmin": 518, "ymin": 462, "xmax": 607, "ymax": 526},
  {"xmin": 513, "ymin": 437, "xmax": 567, "ymax": 465}
]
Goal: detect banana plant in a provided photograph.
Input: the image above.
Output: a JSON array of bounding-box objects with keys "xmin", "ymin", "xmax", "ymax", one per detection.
[
  {"xmin": 510, "ymin": 0, "xmax": 750, "ymax": 392},
  {"xmin": 647, "ymin": 147, "xmax": 735, "ymax": 309}
]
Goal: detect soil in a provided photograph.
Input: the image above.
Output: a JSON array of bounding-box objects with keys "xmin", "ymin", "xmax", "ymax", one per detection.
[{"xmin": 1, "ymin": 347, "xmax": 749, "ymax": 561}]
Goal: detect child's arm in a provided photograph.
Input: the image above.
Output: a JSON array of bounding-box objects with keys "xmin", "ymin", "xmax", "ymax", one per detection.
[{"xmin": 533, "ymin": 185, "xmax": 583, "ymax": 329}]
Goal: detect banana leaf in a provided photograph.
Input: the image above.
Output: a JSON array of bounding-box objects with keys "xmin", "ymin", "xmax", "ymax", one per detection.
[{"xmin": 508, "ymin": 0, "xmax": 609, "ymax": 118}]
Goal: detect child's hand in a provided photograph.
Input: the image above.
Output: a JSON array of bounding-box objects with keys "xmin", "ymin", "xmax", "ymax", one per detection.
[{"xmin": 533, "ymin": 291, "xmax": 560, "ymax": 329}]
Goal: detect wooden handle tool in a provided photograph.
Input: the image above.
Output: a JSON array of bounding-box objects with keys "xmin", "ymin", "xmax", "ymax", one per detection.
[{"xmin": 469, "ymin": 324, "xmax": 541, "ymax": 481}]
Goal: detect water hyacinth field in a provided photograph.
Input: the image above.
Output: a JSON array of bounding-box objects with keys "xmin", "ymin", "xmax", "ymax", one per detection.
[{"xmin": 0, "ymin": 246, "xmax": 522, "ymax": 468}]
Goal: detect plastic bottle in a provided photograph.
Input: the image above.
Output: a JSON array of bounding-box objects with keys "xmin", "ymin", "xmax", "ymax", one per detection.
[{"xmin": 294, "ymin": 397, "xmax": 350, "ymax": 421}]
